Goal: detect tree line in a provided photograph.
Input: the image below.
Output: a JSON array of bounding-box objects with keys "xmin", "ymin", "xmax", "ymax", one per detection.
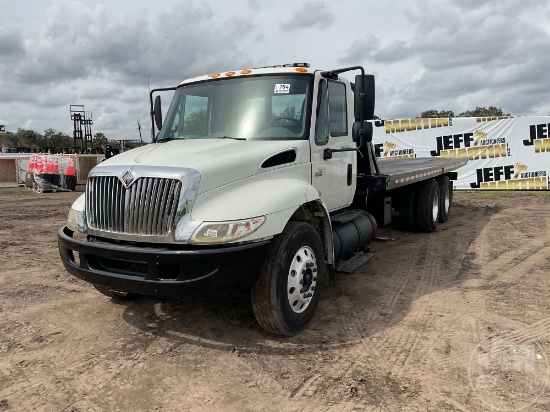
[
  {"xmin": 0, "ymin": 128, "xmax": 120, "ymax": 150},
  {"xmin": 420, "ymin": 106, "xmax": 510, "ymax": 118}
]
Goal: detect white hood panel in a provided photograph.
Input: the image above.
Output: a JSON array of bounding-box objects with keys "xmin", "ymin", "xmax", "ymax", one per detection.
[{"xmin": 96, "ymin": 139, "xmax": 310, "ymax": 194}]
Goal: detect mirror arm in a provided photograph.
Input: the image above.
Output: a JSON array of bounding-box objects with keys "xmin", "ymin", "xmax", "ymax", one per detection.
[{"xmin": 323, "ymin": 147, "xmax": 357, "ymax": 160}]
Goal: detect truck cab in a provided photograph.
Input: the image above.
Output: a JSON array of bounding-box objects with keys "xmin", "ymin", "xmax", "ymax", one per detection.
[{"xmin": 154, "ymin": 64, "xmax": 360, "ymax": 212}]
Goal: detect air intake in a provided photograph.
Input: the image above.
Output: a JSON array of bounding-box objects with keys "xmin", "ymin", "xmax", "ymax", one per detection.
[{"xmin": 261, "ymin": 150, "xmax": 297, "ymax": 168}]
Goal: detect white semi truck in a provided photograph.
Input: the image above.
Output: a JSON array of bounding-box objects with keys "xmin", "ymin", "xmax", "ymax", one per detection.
[{"xmin": 58, "ymin": 63, "xmax": 467, "ymax": 335}]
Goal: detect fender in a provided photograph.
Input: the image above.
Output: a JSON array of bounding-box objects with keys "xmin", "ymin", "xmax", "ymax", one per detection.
[
  {"xmin": 190, "ymin": 177, "xmax": 332, "ymax": 247},
  {"xmin": 191, "ymin": 177, "xmax": 321, "ymax": 221}
]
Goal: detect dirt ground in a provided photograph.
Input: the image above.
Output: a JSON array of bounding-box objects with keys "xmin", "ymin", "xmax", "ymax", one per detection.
[{"xmin": 0, "ymin": 187, "xmax": 549, "ymax": 412}]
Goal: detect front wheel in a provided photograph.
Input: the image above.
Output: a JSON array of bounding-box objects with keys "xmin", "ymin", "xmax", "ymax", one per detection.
[{"xmin": 251, "ymin": 221, "xmax": 324, "ymax": 336}]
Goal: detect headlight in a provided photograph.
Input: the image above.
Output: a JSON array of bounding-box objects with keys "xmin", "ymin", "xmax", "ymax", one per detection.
[
  {"xmin": 67, "ymin": 207, "xmax": 87, "ymax": 233},
  {"xmin": 189, "ymin": 216, "xmax": 265, "ymax": 244}
]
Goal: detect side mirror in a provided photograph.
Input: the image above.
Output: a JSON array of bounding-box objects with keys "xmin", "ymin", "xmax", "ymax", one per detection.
[
  {"xmin": 354, "ymin": 75, "xmax": 375, "ymax": 121},
  {"xmin": 352, "ymin": 121, "xmax": 373, "ymax": 143},
  {"xmin": 154, "ymin": 95, "xmax": 163, "ymax": 131}
]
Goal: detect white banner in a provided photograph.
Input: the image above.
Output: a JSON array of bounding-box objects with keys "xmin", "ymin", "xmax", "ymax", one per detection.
[{"xmin": 370, "ymin": 116, "xmax": 550, "ymax": 190}]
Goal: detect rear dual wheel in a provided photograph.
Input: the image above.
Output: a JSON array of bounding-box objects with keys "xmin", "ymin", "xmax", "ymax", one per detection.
[
  {"xmin": 437, "ymin": 176, "xmax": 452, "ymax": 223},
  {"xmin": 251, "ymin": 221, "xmax": 324, "ymax": 336},
  {"xmin": 403, "ymin": 177, "xmax": 452, "ymax": 232},
  {"xmin": 416, "ymin": 179, "xmax": 440, "ymax": 232}
]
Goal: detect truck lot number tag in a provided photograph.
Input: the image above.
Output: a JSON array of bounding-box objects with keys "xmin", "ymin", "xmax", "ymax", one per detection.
[{"xmin": 274, "ymin": 84, "xmax": 290, "ymax": 94}]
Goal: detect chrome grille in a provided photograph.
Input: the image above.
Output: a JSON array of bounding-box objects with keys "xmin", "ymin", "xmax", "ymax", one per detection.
[{"xmin": 86, "ymin": 176, "xmax": 182, "ymax": 236}]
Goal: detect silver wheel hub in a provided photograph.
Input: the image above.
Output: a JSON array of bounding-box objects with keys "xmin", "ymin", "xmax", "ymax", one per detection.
[
  {"xmin": 444, "ymin": 185, "xmax": 450, "ymax": 212},
  {"xmin": 432, "ymin": 189, "xmax": 439, "ymax": 223},
  {"xmin": 287, "ymin": 246, "xmax": 317, "ymax": 314}
]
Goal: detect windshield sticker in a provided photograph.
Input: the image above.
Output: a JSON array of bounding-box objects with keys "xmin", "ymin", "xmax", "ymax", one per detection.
[{"xmin": 274, "ymin": 84, "xmax": 291, "ymax": 94}]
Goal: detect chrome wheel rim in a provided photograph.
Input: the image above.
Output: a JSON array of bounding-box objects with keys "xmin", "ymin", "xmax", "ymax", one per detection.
[
  {"xmin": 287, "ymin": 246, "xmax": 317, "ymax": 314},
  {"xmin": 444, "ymin": 185, "xmax": 451, "ymax": 213},
  {"xmin": 432, "ymin": 189, "xmax": 439, "ymax": 223}
]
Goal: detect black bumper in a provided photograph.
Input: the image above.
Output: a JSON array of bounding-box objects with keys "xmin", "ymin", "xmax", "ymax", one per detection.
[{"xmin": 58, "ymin": 226, "xmax": 270, "ymax": 296}]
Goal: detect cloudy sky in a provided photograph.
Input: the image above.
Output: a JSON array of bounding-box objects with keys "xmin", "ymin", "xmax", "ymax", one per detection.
[{"xmin": 1, "ymin": 0, "xmax": 549, "ymax": 141}]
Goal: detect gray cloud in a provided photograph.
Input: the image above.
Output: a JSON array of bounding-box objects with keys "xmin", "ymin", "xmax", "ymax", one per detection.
[
  {"xmin": 4, "ymin": 1, "xmax": 256, "ymax": 87},
  {"xmin": 346, "ymin": 0, "xmax": 550, "ymax": 117},
  {"xmin": 280, "ymin": 1, "xmax": 334, "ymax": 31},
  {"xmin": 0, "ymin": 31, "xmax": 24, "ymax": 56},
  {"xmin": 371, "ymin": 41, "xmax": 411, "ymax": 64},
  {"xmin": 338, "ymin": 34, "xmax": 381, "ymax": 64},
  {"xmin": 81, "ymin": 87, "xmax": 125, "ymax": 100},
  {"xmin": 248, "ymin": 0, "xmax": 261, "ymax": 12},
  {"xmin": 0, "ymin": 0, "xmax": 260, "ymax": 139}
]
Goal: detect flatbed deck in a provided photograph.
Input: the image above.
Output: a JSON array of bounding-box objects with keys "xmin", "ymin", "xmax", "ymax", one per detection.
[{"xmin": 377, "ymin": 157, "xmax": 468, "ymax": 191}]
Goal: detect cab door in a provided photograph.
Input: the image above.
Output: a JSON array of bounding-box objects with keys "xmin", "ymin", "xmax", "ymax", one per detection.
[{"xmin": 311, "ymin": 78, "xmax": 356, "ymax": 211}]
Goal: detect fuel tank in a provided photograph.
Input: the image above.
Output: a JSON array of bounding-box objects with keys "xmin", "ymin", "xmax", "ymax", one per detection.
[{"xmin": 332, "ymin": 210, "xmax": 377, "ymax": 263}]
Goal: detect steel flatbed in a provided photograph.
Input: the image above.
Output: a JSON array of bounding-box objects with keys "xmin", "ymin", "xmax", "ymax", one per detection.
[
  {"xmin": 378, "ymin": 157, "xmax": 468, "ymax": 191},
  {"xmin": 356, "ymin": 157, "xmax": 467, "ymax": 194}
]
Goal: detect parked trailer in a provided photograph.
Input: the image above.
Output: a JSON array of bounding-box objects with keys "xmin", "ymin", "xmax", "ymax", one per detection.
[{"xmin": 58, "ymin": 63, "xmax": 466, "ymax": 335}]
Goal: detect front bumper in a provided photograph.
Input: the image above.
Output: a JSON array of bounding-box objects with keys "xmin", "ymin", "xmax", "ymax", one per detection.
[{"xmin": 58, "ymin": 226, "xmax": 270, "ymax": 296}]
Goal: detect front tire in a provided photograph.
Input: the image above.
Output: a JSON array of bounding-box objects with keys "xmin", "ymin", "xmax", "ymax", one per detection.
[{"xmin": 251, "ymin": 221, "xmax": 324, "ymax": 336}]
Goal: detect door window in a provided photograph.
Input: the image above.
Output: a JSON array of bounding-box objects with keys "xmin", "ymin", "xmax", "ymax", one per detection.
[
  {"xmin": 328, "ymin": 81, "xmax": 347, "ymax": 136},
  {"xmin": 315, "ymin": 80, "xmax": 329, "ymax": 145}
]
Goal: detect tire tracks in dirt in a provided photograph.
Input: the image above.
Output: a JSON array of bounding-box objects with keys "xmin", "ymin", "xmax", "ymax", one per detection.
[{"xmin": 287, "ymin": 205, "xmax": 495, "ymax": 408}]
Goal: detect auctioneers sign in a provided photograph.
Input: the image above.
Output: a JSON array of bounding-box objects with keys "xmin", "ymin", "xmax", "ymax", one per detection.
[{"xmin": 370, "ymin": 116, "xmax": 550, "ymax": 190}]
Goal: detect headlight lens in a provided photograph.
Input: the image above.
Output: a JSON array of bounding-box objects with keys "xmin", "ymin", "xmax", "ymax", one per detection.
[
  {"xmin": 67, "ymin": 207, "xmax": 87, "ymax": 233},
  {"xmin": 189, "ymin": 216, "xmax": 265, "ymax": 244}
]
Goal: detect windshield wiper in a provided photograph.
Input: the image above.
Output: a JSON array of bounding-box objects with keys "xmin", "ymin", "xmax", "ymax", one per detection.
[
  {"xmin": 218, "ymin": 136, "xmax": 246, "ymax": 141},
  {"xmin": 156, "ymin": 137, "xmax": 177, "ymax": 142}
]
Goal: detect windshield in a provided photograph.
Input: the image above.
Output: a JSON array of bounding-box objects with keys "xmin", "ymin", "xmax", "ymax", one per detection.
[{"xmin": 158, "ymin": 75, "xmax": 312, "ymax": 141}]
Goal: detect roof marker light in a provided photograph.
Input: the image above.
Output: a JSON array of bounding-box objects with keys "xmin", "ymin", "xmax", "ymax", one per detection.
[
  {"xmin": 211, "ymin": 73, "xmax": 221, "ymax": 78},
  {"xmin": 225, "ymin": 71, "xmax": 236, "ymax": 76},
  {"xmin": 241, "ymin": 69, "xmax": 252, "ymax": 74},
  {"xmin": 295, "ymin": 67, "xmax": 308, "ymax": 73}
]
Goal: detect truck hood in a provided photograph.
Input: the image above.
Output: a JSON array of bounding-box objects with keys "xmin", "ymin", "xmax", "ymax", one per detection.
[{"xmin": 96, "ymin": 139, "xmax": 309, "ymax": 194}]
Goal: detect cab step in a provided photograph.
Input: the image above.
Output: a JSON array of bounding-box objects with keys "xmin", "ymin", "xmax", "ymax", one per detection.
[{"xmin": 335, "ymin": 251, "xmax": 374, "ymax": 274}]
